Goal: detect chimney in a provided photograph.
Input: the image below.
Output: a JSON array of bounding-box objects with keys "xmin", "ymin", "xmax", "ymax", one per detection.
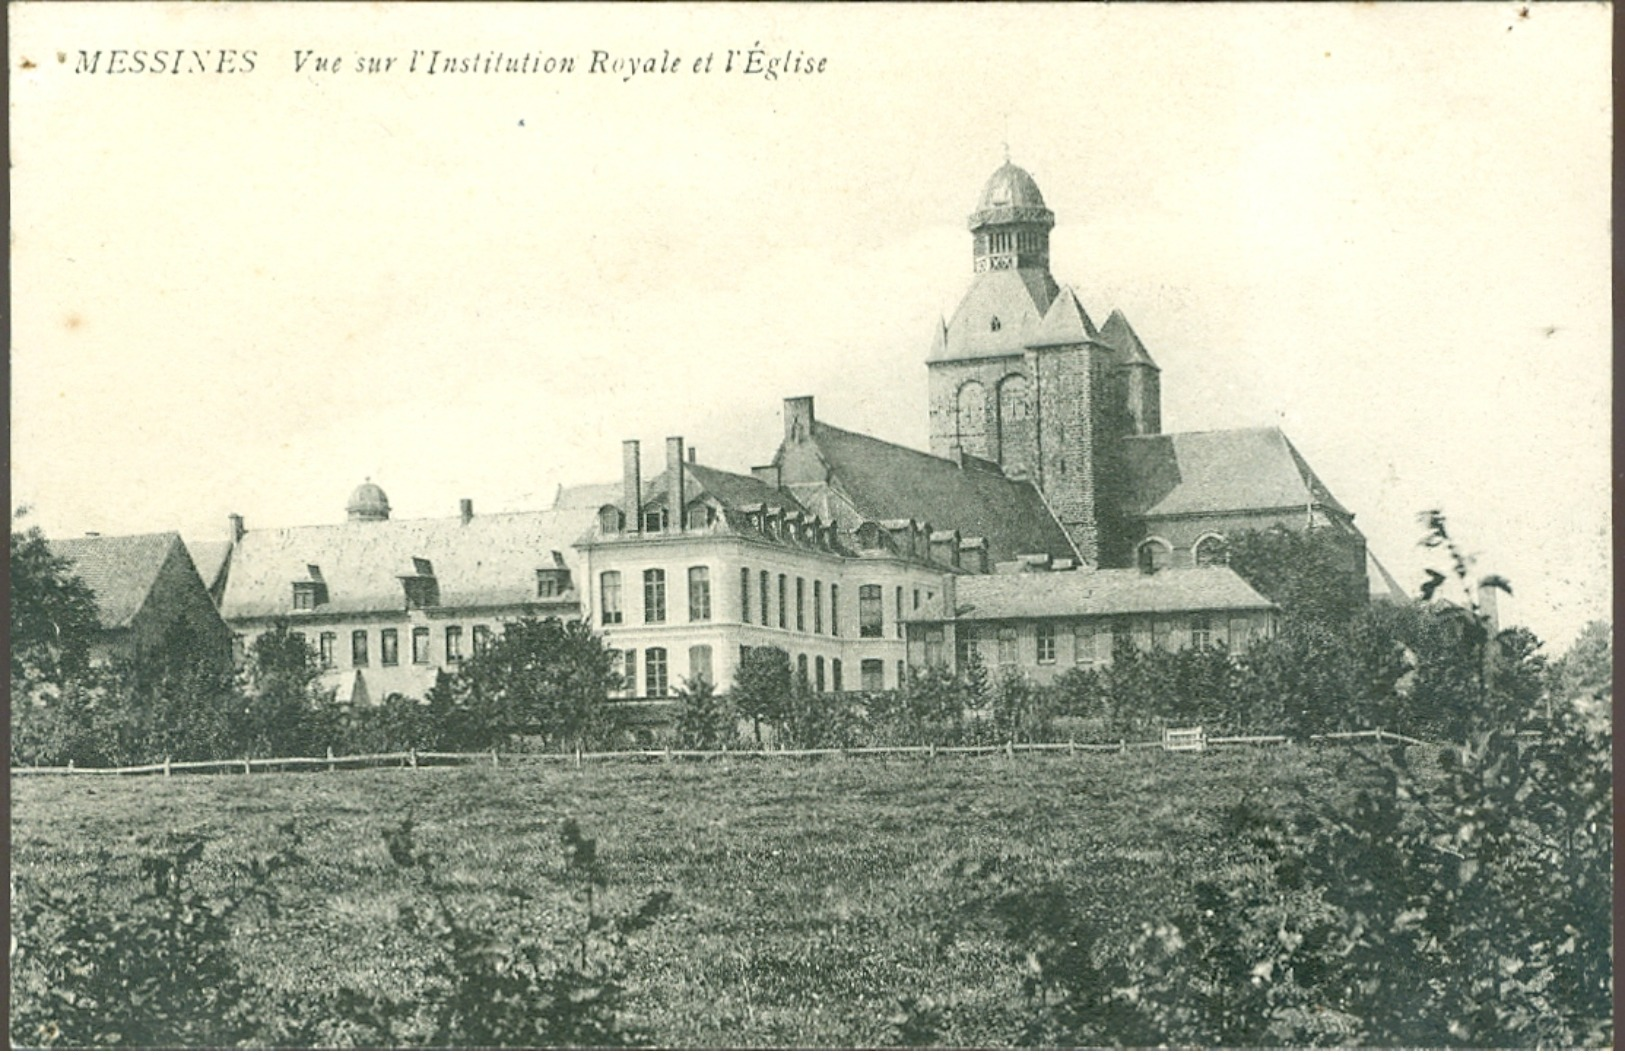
[
  {"xmin": 227, "ymin": 513, "xmax": 245, "ymax": 543},
  {"xmin": 665, "ymin": 436, "xmax": 686, "ymax": 533},
  {"xmin": 688, "ymin": 446, "xmax": 697, "ymax": 464},
  {"xmin": 622, "ymin": 440, "xmax": 642, "ymax": 533},
  {"xmin": 459, "ymin": 498, "xmax": 473, "ymax": 525},
  {"xmin": 752, "ymin": 464, "xmax": 781, "ymax": 490},
  {"xmin": 784, "ymin": 395, "xmax": 815, "ymax": 443}
]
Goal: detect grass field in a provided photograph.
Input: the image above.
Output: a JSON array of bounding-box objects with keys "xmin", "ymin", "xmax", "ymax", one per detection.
[{"xmin": 12, "ymin": 748, "xmax": 1359, "ymax": 1048}]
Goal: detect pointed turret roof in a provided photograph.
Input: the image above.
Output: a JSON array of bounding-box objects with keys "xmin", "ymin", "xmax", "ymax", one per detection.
[
  {"xmin": 1031, "ymin": 286, "xmax": 1099, "ymax": 346},
  {"xmin": 1099, "ymin": 309, "xmax": 1157, "ymax": 368}
]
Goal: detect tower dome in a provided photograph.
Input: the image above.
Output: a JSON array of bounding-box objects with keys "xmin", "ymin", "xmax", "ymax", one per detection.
[
  {"xmin": 967, "ymin": 160, "xmax": 1054, "ymax": 273},
  {"xmin": 345, "ymin": 479, "xmax": 391, "ymax": 522}
]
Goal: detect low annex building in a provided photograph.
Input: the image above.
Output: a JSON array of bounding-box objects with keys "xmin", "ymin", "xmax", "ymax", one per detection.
[
  {"xmin": 47, "ymin": 531, "xmax": 234, "ymax": 669},
  {"xmin": 904, "ymin": 564, "xmax": 1277, "ymax": 686},
  {"xmin": 216, "ymin": 483, "xmax": 596, "ymax": 705}
]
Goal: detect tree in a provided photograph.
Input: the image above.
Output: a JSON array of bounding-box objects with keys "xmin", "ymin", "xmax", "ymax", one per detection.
[
  {"xmin": 10, "ymin": 516, "xmax": 100, "ymax": 685},
  {"xmin": 730, "ymin": 645, "xmax": 791, "ymax": 745},
  {"xmin": 672, "ymin": 677, "xmax": 734, "ymax": 750},
  {"xmin": 448, "ymin": 617, "xmax": 621, "ymax": 751},
  {"xmin": 1546, "ymin": 619, "xmax": 1610, "ymax": 714},
  {"xmin": 243, "ymin": 622, "xmax": 331, "ymax": 758},
  {"xmin": 1222, "ymin": 524, "xmax": 1368, "ymax": 629}
]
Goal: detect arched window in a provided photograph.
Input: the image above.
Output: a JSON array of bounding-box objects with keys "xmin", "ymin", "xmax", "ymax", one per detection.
[
  {"xmin": 956, "ymin": 381, "xmax": 989, "ymax": 458},
  {"xmin": 996, "ymin": 374, "xmax": 1034, "ymax": 472},
  {"xmin": 1137, "ymin": 538, "xmax": 1172, "ymax": 575},
  {"xmin": 1193, "ymin": 534, "xmax": 1228, "ymax": 567}
]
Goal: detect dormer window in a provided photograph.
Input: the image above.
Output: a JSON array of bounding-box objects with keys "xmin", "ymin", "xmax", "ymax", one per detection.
[
  {"xmin": 400, "ymin": 558, "xmax": 440, "ymax": 609},
  {"xmin": 536, "ymin": 568, "xmax": 572, "ymax": 598},
  {"xmin": 599, "ymin": 505, "xmax": 625, "ymax": 534},
  {"xmin": 641, "ymin": 508, "xmax": 668, "ymax": 533},
  {"xmin": 292, "ymin": 564, "xmax": 328, "ymax": 610}
]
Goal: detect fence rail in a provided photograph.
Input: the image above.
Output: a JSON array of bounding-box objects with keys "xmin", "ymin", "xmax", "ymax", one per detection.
[{"xmin": 10, "ymin": 727, "xmax": 1473, "ymax": 780}]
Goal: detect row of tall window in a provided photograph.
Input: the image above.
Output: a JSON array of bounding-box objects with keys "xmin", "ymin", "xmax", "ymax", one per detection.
[
  {"xmin": 599, "ymin": 567, "xmax": 712, "ymax": 626},
  {"xmin": 982, "ymin": 229, "xmax": 1042, "ymax": 255},
  {"xmin": 310, "ymin": 623, "xmax": 491, "ymax": 670},
  {"xmin": 614, "ymin": 644, "xmax": 713, "ymax": 698},
  {"xmin": 739, "ymin": 566, "xmax": 842, "ymax": 636}
]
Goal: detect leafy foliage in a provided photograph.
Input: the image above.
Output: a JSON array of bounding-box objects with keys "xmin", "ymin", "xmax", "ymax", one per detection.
[
  {"xmin": 10, "ymin": 825, "xmax": 307, "ymax": 1048},
  {"xmin": 673, "ymin": 676, "xmax": 735, "ymax": 750},
  {"xmin": 1222, "ymin": 523, "xmax": 1368, "ymax": 629},
  {"xmin": 9, "ymin": 516, "xmax": 100, "ymax": 685},
  {"xmin": 731, "ymin": 645, "xmax": 792, "ymax": 744},
  {"xmin": 437, "ymin": 617, "xmax": 623, "ymax": 751}
]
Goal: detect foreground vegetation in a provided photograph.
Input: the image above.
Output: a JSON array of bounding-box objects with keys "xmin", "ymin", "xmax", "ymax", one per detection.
[{"xmin": 10, "ymin": 749, "xmax": 1362, "ymax": 1047}]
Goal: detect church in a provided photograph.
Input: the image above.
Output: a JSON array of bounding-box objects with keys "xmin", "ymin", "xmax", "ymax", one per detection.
[{"xmin": 207, "ymin": 159, "xmax": 1388, "ymax": 698}]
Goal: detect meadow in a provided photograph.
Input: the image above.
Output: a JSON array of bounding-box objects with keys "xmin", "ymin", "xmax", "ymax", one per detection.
[{"xmin": 11, "ymin": 748, "xmax": 1364, "ymax": 1048}]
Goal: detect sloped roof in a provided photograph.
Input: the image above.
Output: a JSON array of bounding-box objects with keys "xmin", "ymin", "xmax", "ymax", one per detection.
[
  {"xmin": 975, "ymin": 162, "xmax": 1049, "ymax": 212},
  {"xmin": 1098, "ymin": 309, "xmax": 1156, "ymax": 367},
  {"xmin": 669, "ymin": 463, "xmax": 809, "ymax": 515},
  {"xmin": 47, "ymin": 532, "xmax": 185, "ymax": 629},
  {"xmin": 795, "ymin": 421, "xmax": 1077, "ymax": 563},
  {"xmin": 1367, "ymin": 551, "xmax": 1409, "ymax": 603},
  {"xmin": 933, "ymin": 268, "xmax": 1061, "ymax": 362},
  {"xmin": 944, "ymin": 566, "xmax": 1274, "ymax": 622},
  {"xmin": 1031, "ymin": 286, "xmax": 1099, "ymax": 347},
  {"xmin": 553, "ymin": 482, "xmax": 624, "ymax": 510},
  {"xmin": 1119, "ymin": 427, "xmax": 1349, "ymax": 519},
  {"xmin": 184, "ymin": 539, "xmax": 233, "ymax": 592},
  {"xmin": 220, "ymin": 507, "xmax": 598, "ymax": 620}
]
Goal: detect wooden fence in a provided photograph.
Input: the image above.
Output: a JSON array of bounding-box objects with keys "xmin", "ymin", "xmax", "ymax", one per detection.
[{"xmin": 9, "ymin": 728, "xmax": 1454, "ymax": 779}]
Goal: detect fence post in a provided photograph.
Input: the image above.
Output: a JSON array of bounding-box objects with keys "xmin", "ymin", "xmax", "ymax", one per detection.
[
  {"xmin": 327, "ymin": 746, "xmax": 335, "ymax": 772},
  {"xmin": 1068, "ymin": 739, "xmax": 1076, "ymax": 757},
  {"xmin": 491, "ymin": 747, "xmax": 500, "ymax": 768},
  {"xmin": 67, "ymin": 759, "xmax": 74, "ymax": 771},
  {"xmin": 243, "ymin": 757, "xmax": 251, "ymax": 776},
  {"xmin": 163, "ymin": 755, "xmax": 171, "ymax": 778},
  {"xmin": 928, "ymin": 742, "xmax": 936, "ymax": 762},
  {"xmin": 408, "ymin": 747, "xmax": 418, "ymax": 769},
  {"xmin": 1005, "ymin": 740, "xmax": 1014, "ymax": 760},
  {"xmin": 1119, "ymin": 739, "xmax": 1126, "ymax": 754},
  {"xmin": 665, "ymin": 745, "xmax": 673, "ymax": 764},
  {"xmin": 574, "ymin": 744, "xmax": 583, "ymax": 769}
]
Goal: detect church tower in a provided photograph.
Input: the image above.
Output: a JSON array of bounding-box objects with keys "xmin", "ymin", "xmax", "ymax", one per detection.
[{"xmin": 927, "ymin": 160, "xmax": 1161, "ymax": 566}]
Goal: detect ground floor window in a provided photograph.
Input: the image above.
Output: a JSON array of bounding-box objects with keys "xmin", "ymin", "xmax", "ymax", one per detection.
[
  {"xmin": 319, "ymin": 632, "xmax": 336, "ymax": 669},
  {"xmin": 689, "ymin": 644, "xmax": 713, "ymax": 686},
  {"xmin": 997, "ymin": 626, "xmax": 1018, "ymax": 669},
  {"xmin": 832, "ymin": 658, "xmax": 843, "ymax": 692},
  {"xmin": 924, "ymin": 628, "xmax": 945, "ymax": 668},
  {"xmin": 645, "ymin": 647, "xmax": 668, "ymax": 697},
  {"xmin": 1036, "ymin": 623, "xmax": 1056, "ymax": 664},
  {"xmin": 860, "ymin": 658, "xmax": 884, "ymax": 692},
  {"xmin": 412, "ymin": 626, "xmax": 430, "ymax": 664},
  {"xmin": 815, "ymin": 656, "xmax": 825, "ymax": 692}
]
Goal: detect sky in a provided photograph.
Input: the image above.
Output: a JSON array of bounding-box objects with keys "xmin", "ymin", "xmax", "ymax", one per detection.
[{"xmin": 10, "ymin": 3, "xmax": 1612, "ymax": 651}]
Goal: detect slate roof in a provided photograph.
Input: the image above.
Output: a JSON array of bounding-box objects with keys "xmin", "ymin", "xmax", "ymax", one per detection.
[
  {"xmin": 553, "ymin": 482, "xmax": 624, "ymax": 510},
  {"xmin": 940, "ymin": 566, "xmax": 1275, "ymax": 622},
  {"xmin": 668, "ymin": 463, "xmax": 810, "ymax": 515},
  {"xmin": 1119, "ymin": 427, "xmax": 1349, "ymax": 519},
  {"xmin": 219, "ymin": 508, "xmax": 598, "ymax": 620},
  {"xmin": 1098, "ymin": 309, "xmax": 1157, "ymax": 367},
  {"xmin": 184, "ymin": 539, "xmax": 233, "ymax": 593},
  {"xmin": 932, "ymin": 268, "xmax": 1061, "ymax": 362},
  {"xmin": 790, "ymin": 421, "xmax": 1078, "ymax": 564},
  {"xmin": 47, "ymin": 532, "xmax": 185, "ymax": 629}
]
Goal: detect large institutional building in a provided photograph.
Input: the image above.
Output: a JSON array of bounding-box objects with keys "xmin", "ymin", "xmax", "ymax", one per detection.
[{"xmin": 184, "ymin": 160, "xmax": 1395, "ymax": 701}]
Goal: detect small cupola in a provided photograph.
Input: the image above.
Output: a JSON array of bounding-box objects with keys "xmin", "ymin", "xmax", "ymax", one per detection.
[{"xmin": 346, "ymin": 479, "xmax": 391, "ymax": 522}]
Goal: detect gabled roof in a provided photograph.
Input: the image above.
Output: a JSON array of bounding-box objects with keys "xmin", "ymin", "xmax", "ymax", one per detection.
[
  {"xmin": 553, "ymin": 482, "xmax": 624, "ymax": 510},
  {"xmin": 47, "ymin": 532, "xmax": 185, "ymax": 629},
  {"xmin": 1031, "ymin": 286, "xmax": 1099, "ymax": 347},
  {"xmin": 1119, "ymin": 427, "xmax": 1349, "ymax": 519},
  {"xmin": 219, "ymin": 508, "xmax": 598, "ymax": 620},
  {"xmin": 940, "ymin": 566, "xmax": 1274, "ymax": 622},
  {"xmin": 1098, "ymin": 309, "xmax": 1156, "ymax": 368},
  {"xmin": 787, "ymin": 420, "xmax": 1078, "ymax": 564},
  {"xmin": 932, "ymin": 268, "xmax": 1061, "ymax": 362},
  {"xmin": 184, "ymin": 539, "xmax": 233, "ymax": 594},
  {"xmin": 669, "ymin": 463, "xmax": 809, "ymax": 515}
]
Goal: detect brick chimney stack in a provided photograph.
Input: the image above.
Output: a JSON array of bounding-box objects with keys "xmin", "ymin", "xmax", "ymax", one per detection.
[
  {"xmin": 622, "ymin": 440, "xmax": 642, "ymax": 533},
  {"xmin": 666, "ymin": 437, "xmax": 686, "ymax": 533}
]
